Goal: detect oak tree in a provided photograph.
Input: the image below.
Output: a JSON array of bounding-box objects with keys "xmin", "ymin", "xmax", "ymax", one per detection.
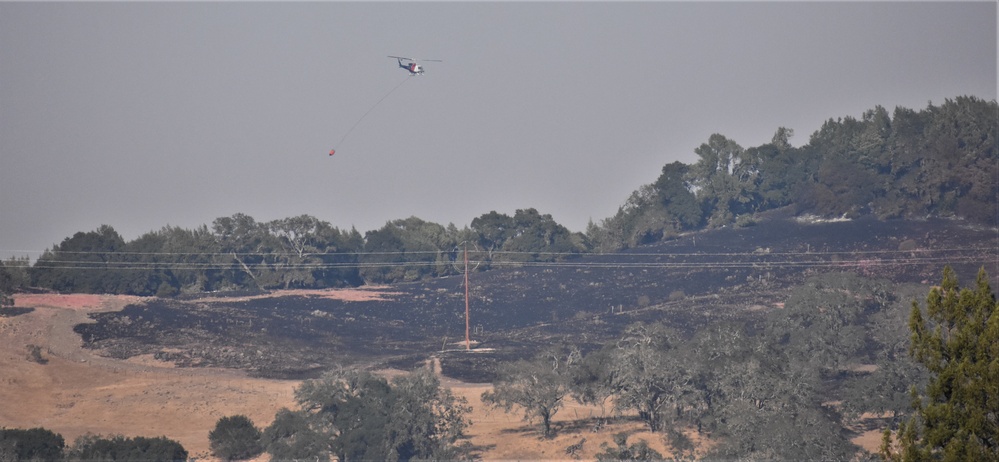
[{"xmin": 482, "ymin": 346, "xmax": 579, "ymax": 438}]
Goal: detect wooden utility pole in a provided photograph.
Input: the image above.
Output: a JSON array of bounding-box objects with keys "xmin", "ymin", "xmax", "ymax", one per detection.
[{"xmin": 464, "ymin": 242, "xmax": 471, "ymax": 351}]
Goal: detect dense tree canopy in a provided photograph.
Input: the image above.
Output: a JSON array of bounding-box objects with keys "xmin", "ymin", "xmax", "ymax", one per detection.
[
  {"xmin": 25, "ymin": 206, "xmax": 589, "ymax": 294},
  {"xmin": 590, "ymin": 97, "xmax": 996, "ymax": 250}
]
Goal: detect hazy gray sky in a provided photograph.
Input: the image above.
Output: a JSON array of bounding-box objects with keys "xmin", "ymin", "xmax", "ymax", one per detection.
[{"xmin": 1, "ymin": 1, "xmax": 996, "ymax": 259}]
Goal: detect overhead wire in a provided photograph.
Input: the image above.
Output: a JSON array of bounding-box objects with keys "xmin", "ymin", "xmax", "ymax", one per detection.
[
  {"xmin": 17, "ymin": 246, "xmax": 996, "ymax": 272},
  {"xmin": 5, "ymin": 246, "xmax": 991, "ymax": 258}
]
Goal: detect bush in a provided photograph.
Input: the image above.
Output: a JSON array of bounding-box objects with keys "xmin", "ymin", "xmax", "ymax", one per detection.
[
  {"xmin": 68, "ymin": 434, "xmax": 187, "ymax": 462},
  {"xmin": 735, "ymin": 214, "xmax": 758, "ymax": 228},
  {"xmin": 897, "ymin": 238, "xmax": 918, "ymax": 252},
  {"xmin": 25, "ymin": 344, "xmax": 47, "ymax": 364},
  {"xmin": 155, "ymin": 281, "xmax": 179, "ymax": 298},
  {"xmin": 595, "ymin": 432, "xmax": 664, "ymax": 461},
  {"xmin": 0, "ymin": 427, "xmax": 65, "ymax": 461},
  {"xmin": 209, "ymin": 415, "xmax": 263, "ymax": 461}
]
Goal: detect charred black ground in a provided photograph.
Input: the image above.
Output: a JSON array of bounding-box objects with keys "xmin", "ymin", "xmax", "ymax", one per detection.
[{"xmin": 73, "ymin": 214, "xmax": 998, "ymax": 382}]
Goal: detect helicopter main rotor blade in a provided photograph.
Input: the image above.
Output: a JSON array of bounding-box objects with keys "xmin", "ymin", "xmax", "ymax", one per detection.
[{"xmin": 388, "ymin": 56, "xmax": 442, "ymax": 62}]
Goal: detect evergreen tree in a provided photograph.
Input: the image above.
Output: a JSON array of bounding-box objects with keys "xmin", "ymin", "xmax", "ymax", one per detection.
[{"xmin": 881, "ymin": 266, "xmax": 999, "ymax": 461}]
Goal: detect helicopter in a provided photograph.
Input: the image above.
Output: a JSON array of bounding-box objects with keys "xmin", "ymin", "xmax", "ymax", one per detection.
[{"xmin": 388, "ymin": 56, "xmax": 442, "ymax": 75}]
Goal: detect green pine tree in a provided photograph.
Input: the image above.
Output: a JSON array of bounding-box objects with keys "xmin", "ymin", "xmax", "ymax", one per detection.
[{"xmin": 880, "ymin": 266, "xmax": 999, "ymax": 461}]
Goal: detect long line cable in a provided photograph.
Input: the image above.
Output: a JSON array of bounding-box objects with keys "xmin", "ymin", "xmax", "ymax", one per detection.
[{"xmin": 332, "ymin": 76, "xmax": 410, "ymax": 152}]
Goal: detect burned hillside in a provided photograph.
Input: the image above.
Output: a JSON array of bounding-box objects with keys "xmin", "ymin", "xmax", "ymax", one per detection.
[{"xmin": 73, "ymin": 214, "xmax": 997, "ymax": 381}]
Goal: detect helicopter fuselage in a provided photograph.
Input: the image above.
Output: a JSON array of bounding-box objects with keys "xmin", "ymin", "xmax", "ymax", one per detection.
[
  {"xmin": 389, "ymin": 56, "xmax": 438, "ymax": 75},
  {"xmin": 400, "ymin": 61, "xmax": 424, "ymax": 75}
]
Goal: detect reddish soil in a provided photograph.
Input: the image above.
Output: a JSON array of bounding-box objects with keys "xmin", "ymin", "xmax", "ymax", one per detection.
[{"xmin": 193, "ymin": 287, "xmax": 403, "ymax": 303}]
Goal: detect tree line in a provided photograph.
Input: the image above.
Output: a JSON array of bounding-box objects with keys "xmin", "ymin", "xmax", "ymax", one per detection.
[
  {"xmin": 588, "ymin": 96, "xmax": 997, "ymax": 250},
  {"xmin": 18, "ymin": 209, "xmax": 585, "ymax": 296},
  {"xmin": 2, "ymin": 96, "xmax": 994, "ymax": 297},
  {"xmin": 0, "ymin": 428, "xmax": 188, "ymax": 462}
]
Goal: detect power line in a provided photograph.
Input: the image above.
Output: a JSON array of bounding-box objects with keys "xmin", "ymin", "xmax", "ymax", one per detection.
[
  {"xmin": 7, "ymin": 241, "xmax": 995, "ymax": 275},
  {"xmin": 3, "ymin": 246, "xmax": 992, "ymax": 258},
  {"xmin": 24, "ymin": 253, "xmax": 995, "ymax": 272}
]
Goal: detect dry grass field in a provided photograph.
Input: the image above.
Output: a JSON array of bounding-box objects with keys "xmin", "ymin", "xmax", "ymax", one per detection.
[{"xmin": 2, "ymin": 292, "xmax": 881, "ymax": 460}]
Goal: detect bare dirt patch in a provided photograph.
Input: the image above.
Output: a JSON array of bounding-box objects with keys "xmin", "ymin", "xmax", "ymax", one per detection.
[
  {"xmin": 3, "ymin": 294, "xmax": 297, "ymax": 459},
  {"xmin": 13, "ymin": 293, "xmax": 143, "ymax": 311},
  {"xmin": 195, "ymin": 286, "xmax": 402, "ymax": 304}
]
